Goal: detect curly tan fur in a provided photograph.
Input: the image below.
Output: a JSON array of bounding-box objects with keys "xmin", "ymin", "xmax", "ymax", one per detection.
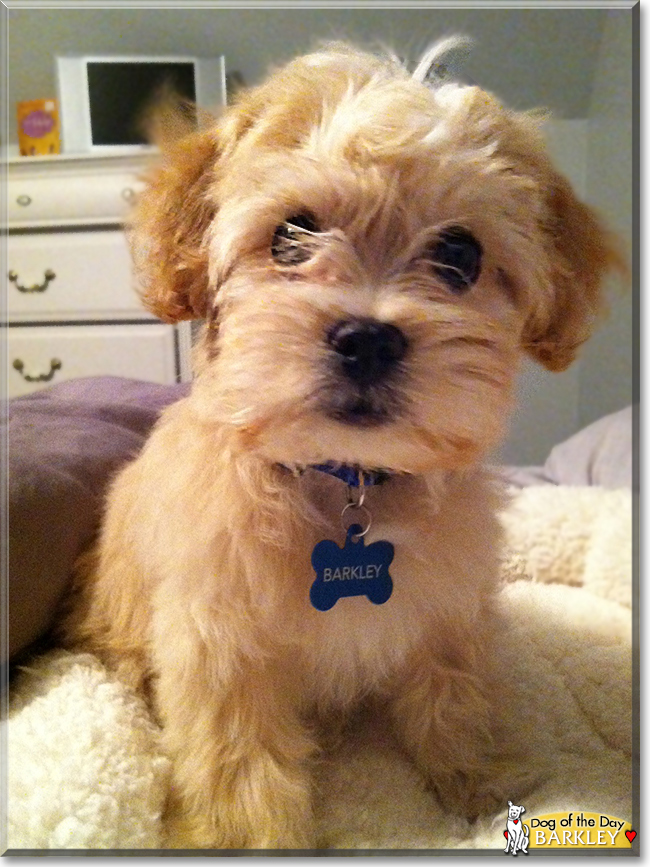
[{"xmin": 60, "ymin": 41, "xmax": 623, "ymax": 849}]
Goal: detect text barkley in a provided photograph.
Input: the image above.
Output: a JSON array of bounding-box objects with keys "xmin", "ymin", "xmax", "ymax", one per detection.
[
  {"xmin": 323, "ymin": 564, "xmax": 384, "ymax": 581},
  {"xmin": 534, "ymin": 829, "xmax": 622, "ymax": 846}
]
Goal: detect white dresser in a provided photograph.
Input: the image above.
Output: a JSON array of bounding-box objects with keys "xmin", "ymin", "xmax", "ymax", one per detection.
[{"xmin": 6, "ymin": 151, "xmax": 192, "ymax": 398}]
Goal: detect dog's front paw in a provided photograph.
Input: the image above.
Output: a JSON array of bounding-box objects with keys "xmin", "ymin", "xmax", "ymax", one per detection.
[
  {"xmin": 430, "ymin": 769, "xmax": 506, "ymax": 820},
  {"xmin": 163, "ymin": 790, "xmax": 315, "ymax": 850},
  {"xmin": 163, "ymin": 814, "xmax": 314, "ymax": 851},
  {"xmin": 162, "ymin": 753, "xmax": 316, "ymax": 850},
  {"xmin": 429, "ymin": 758, "xmax": 542, "ymax": 822}
]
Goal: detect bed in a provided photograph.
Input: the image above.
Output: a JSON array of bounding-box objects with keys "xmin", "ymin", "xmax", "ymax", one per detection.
[{"xmin": 4, "ymin": 377, "xmax": 635, "ymax": 851}]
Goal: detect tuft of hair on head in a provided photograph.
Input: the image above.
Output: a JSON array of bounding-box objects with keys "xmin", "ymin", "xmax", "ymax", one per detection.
[{"xmin": 411, "ymin": 35, "xmax": 474, "ymax": 85}]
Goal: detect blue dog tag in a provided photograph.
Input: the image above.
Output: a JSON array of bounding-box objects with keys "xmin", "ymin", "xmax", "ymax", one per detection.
[{"xmin": 310, "ymin": 524, "xmax": 394, "ymax": 611}]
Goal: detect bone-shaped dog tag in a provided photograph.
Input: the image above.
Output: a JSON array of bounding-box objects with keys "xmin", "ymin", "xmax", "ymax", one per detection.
[{"xmin": 310, "ymin": 524, "xmax": 394, "ymax": 611}]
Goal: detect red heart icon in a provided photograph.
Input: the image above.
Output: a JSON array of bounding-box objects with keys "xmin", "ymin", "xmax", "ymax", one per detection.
[
  {"xmin": 514, "ymin": 819, "xmax": 519, "ymax": 824},
  {"xmin": 504, "ymin": 831, "xmax": 508, "ymax": 839},
  {"xmin": 626, "ymin": 830, "xmax": 636, "ymax": 843}
]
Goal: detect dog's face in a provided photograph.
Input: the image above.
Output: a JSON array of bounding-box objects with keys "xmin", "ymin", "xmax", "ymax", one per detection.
[
  {"xmin": 131, "ymin": 43, "xmax": 621, "ymax": 475},
  {"xmin": 508, "ymin": 802, "xmax": 525, "ymax": 821}
]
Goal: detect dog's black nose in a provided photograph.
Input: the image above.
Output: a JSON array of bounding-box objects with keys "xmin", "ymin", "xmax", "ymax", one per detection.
[{"xmin": 327, "ymin": 318, "xmax": 408, "ymax": 385}]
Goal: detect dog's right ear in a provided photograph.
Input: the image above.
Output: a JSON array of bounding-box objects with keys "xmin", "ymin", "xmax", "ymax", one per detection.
[{"xmin": 128, "ymin": 125, "xmax": 220, "ymax": 323}]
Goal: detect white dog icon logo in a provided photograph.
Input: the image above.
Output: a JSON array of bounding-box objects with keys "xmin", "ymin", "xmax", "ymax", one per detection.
[{"xmin": 504, "ymin": 801, "xmax": 530, "ymax": 855}]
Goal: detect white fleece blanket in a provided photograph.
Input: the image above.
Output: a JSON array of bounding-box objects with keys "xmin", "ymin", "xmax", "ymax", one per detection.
[{"xmin": 6, "ymin": 485, "xmax": 633, "ymax": 851}]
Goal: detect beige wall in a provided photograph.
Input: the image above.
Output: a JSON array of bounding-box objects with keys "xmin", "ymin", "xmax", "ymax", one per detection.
[{"xmin": 6, "ymin": 6, "xmax": 605, "ymax": 143}]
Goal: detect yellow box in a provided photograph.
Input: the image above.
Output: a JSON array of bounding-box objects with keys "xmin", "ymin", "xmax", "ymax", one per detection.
[{"xmin": 17, "ymin": 98, "xmax": 60, "ymax": 156}]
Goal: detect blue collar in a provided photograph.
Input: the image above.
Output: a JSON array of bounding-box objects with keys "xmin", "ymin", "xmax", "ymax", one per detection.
[{"xmin": 304, "ymin": 463, "xmax": 392, "ymax": 487}]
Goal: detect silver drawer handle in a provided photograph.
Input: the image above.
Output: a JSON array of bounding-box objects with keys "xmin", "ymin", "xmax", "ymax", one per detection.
[
  {"xmin": 16, "ymin": 194, "xmax": 32, "ymax": 207},
  {"xmin": 8, "ymin": 268, "xmax": 56, "ymax": 293},
  {"xmin": 13, "ymin": 358, "xmax": 62, "ymax": 383},
  {"xmin": 121, "ymin": 187, "xmax": 137, "ymax": 202}
]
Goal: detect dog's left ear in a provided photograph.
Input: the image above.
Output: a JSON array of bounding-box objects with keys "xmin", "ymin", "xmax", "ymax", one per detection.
[{"xmin": 523, "ymin": 170, "xmax": 627, "ymax": 372}]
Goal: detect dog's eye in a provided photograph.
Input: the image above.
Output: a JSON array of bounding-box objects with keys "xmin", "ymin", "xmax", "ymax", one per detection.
[
  {"xmin": 271, "ymin": 213, "xmax": 320, "ymax": 265},
  {"xmin": 426, "ymin": 226, "xmax": 482, "ymax": 292}
]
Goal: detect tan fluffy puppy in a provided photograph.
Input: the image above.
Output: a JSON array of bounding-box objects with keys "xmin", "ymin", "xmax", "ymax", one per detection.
[{"xmin": 63, "ymin": 41, "xmax": 622, "ymax": 848}]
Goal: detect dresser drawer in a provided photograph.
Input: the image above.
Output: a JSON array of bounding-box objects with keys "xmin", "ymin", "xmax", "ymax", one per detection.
[
  {"xmin": 7, "ymin": 231, "xmax": 149, "ymax": 322},
  {"xmin": 8, "ymin": 323, "xmax": 178, "ymax": 398},
  {"xmin": 7, "ymin": 171, "xmax": 144, "ymax": 229}
]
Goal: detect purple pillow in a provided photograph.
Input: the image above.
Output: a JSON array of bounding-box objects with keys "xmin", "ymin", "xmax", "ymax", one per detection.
[{"xmin": 5, "ymin": 376, "xmax": 189, "ymax": 663}]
